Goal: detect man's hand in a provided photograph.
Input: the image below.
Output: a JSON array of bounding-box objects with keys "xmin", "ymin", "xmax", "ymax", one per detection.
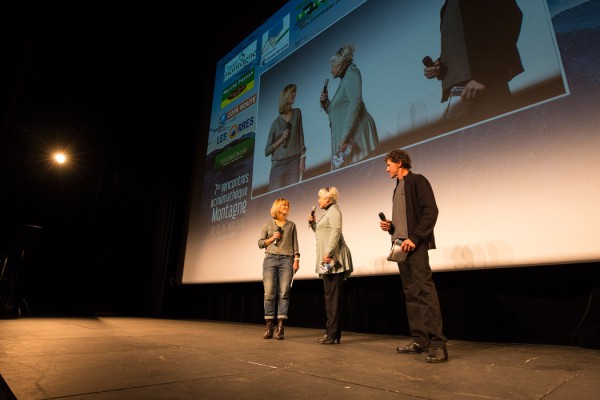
[
  {"xmin": 380, "ymin": 220, "xmax": 391, "ymax": 231},
  {"xmin": 424, "ymin": 60, "xmax": 441, "ymax": 79},
  {"xmin": 401, "ymin": 238, "xmax": 416, "ymax": 252},
  {"xmin": 461, "ymin": 79, "xmax": 486, "ymax": 101}
]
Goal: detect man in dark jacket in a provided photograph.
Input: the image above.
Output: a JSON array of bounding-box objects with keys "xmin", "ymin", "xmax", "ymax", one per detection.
[{"xmin": 379, "ymin": 149, "xmax": 447, "ymax": 363}]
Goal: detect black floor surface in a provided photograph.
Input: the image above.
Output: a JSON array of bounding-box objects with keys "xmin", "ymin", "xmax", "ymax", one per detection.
[{"xmin": 1, "ymin": 317, "xmax": 599, "ymax": 399}]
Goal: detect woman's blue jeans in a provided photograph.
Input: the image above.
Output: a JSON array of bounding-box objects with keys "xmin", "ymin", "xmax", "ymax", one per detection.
[
  {"xmin": 268, "ymin": 156, "xmax": 300, "ymax": 191},
  {"xmin": 262, "ymin": 254, "xmax": 293, "ymax": 319}
]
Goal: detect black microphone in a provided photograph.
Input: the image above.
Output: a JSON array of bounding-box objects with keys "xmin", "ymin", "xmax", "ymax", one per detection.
[
  {"xmin": 309, "ymin": 205, "xmax": 316, "ymax": 227},
  {"xmin": 323, "ymin": 78, "xmax": 329, "ymax": 92},
  {"xmin": 274, "ymin": 227, "xmax": 283, "ymax": 245},
  {"xmin": 378, "ymin": 212, "xmax": 387, "ymax": 221},
  {"xmin": 422, "ymin": 56, "xmax": 434, "ymax": 67},
  {"xmin": 283, "ymin": 122, "xmax": 290, "ymax": 148}
]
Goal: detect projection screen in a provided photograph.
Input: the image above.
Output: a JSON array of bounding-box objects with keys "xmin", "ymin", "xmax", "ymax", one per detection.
[{"xmin": 181, "ymin": 0, "xmax": 600, "ymax": 283}]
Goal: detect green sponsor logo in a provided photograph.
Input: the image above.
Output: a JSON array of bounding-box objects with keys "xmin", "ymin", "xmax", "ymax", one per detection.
[{"xmin": 214, "ymin": 138, "xmax": 254, "ymax": 169}]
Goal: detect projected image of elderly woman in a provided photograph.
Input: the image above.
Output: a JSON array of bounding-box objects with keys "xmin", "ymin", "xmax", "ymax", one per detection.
[
  {"xmin": 265, "ymin": 83, "xmax": 306, "ymax": 191},
  {"xmin": 320, "ymin": 44, "xmax": 379, "ymax": 170},
  {"xmin": 258, "ymin": 198, "xmax": 301, "ymax": 340}
]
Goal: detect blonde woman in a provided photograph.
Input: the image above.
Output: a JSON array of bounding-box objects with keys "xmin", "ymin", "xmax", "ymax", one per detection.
[
  {"xmin": 265, "ymin": 84, "xmax": 306, "ymax": 190},
  {"xmin": 258, "ymin": 198, "xmax": 300, "ymax": 340}
]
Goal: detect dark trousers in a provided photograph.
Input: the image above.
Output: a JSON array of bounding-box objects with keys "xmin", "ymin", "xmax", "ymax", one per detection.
[
  {"xmin": 398, "ymin": 247, "xmax": 446, "ymax": 349},
  {"xmin": 323, "ymin": 272, "xmax": 345, "ymax": 339},
  {"xmin": 467, "ymin": 80, "xmax": 513, "ymax": 123}
]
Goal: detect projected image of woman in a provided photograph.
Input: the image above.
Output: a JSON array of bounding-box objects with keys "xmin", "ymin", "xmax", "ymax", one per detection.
[
  {"xmin": 308, "ymin": 187, "xmax": 353, "ymax": 344},
  {"xmin": 258, "ymin": 198, "xmax": 301, "ymax": 340},
  {"xmin": 265, "ymin": 84, "xmax": 306, "ymax": 191},
  {"xmin": 320, "ymin": 45, "xmax": 379, "ymax": 170}
]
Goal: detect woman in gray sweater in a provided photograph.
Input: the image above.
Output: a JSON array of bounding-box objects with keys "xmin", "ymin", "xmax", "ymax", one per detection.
[{"xmin": 258, "ymin": 198, "xmax": 301, "ymax": 340}]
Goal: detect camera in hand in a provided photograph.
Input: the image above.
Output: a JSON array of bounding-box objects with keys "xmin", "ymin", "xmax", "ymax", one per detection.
[
  {"xmin": 332, "ymin": 142, "xmax": 353, "ymax": 169},
  {"xmin": 442, "ymin": 86, "xmax": 470, "ymax": 120},
  {"xmin": 450, "ymin": 86, "xmax": 464, "ymax": 97},
  {"xmin": 317, "ymin": 257, "xmax": 336, "ymax": 274}
]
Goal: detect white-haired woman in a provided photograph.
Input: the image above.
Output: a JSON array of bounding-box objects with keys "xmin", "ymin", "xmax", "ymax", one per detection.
[
  {"xmin": 320, "ymin": 45, "xmax": 378, "ymax": 170},
  {"xmin": 308, "ymin": 187, "xmax": 353, "ymax": 344}
]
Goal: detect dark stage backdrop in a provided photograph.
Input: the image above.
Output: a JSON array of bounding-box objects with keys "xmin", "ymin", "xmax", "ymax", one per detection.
[{"xmin": 163, "ymin": 262, "xmax": 600, "ymax": 349}]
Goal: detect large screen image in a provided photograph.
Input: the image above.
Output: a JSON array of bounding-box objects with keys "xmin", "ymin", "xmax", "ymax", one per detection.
[{"xmin": 181, "ymin": 0, "xmax": 600, "ymax": 283}]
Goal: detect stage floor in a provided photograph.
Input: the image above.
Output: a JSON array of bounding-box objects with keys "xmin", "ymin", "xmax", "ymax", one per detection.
[{"xmin": 1, "ymin": 317, "xmax": 599, "ymax": 400}]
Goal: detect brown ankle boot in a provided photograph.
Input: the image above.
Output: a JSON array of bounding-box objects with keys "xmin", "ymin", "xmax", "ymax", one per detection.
[
  {"xmin": 275, "ymin": 319, "xmax": 285, "ymax": 340},
  {"xmin": 263, "ymin": 319, "xmax": 274, "ymax": 339}
]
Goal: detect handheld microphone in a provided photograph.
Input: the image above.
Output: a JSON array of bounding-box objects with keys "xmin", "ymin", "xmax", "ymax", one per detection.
[
  {"xmin": 323, "ymin": 78, "xmax": 329, "ymax": 92},
  {"xmin": 283, "ymin": 122, "xmax": 290, "ymax": 148},
  {"xmin": 422, "ymin": 56, "xmax": 434, "ymax": 67},
  {"xmin": 309, "ymin": 206, "xmax": 316, "ymax": 227},
  {"xmin": 378, "ymin": 212, "xmax": 387, "ymax": 221},
  {"xmin": 274, "ymin": 227, "xmax": 283, "ymax": 245}
]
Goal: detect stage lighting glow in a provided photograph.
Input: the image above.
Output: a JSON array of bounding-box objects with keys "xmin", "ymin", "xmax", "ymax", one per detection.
[{"xmin": 53, "ymin": 153, "xmax": 67, "ymax": 164}]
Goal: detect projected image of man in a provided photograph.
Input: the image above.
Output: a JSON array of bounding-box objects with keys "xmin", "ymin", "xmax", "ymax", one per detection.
[{"xmin": 424, "ymin": 0, "xmax": 524, "ymax": 122}]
